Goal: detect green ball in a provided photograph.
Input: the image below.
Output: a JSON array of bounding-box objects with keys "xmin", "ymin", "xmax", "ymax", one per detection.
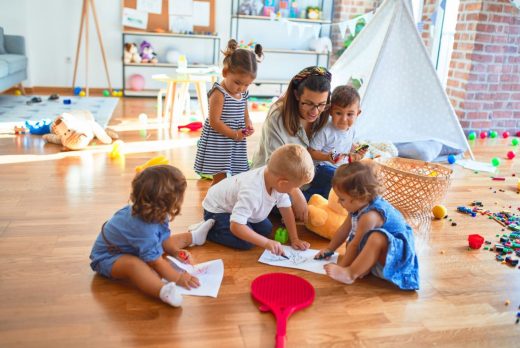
[
  {"xmin": 468, "ymin": 131, "xmax": 476, "ymax": 140},
  {"xmin": 489, "ymin": 130, "xmax": 498, "ymax": 138},
  {"xmin": 512, "ymin": 138, "xmax": 519, "ymax": 146},
  {"xmin": 491, "ymin": 157, "xmax": 501, "ymax": 167},
  {"xmin": 102, "ymin": 89, "xmax": 110, "ymax": 97}
]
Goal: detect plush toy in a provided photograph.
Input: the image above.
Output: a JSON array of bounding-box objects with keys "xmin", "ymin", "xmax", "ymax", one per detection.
[
  {"xmin": 305, "ymin": 188, "xmax": 348, "ymax": 240},
  {"xmin": 123, "ymin": 43, "xmax": 141, "ymax": 64},
  {"xmin": 140, "ymin": 41, "xmax": 158, "ymax": 64},
  {"xmin": 42, "ymin": 110, "xmax": 118, "ymax": 151}
]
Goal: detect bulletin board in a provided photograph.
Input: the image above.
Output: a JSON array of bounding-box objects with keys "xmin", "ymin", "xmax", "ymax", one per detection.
[{"xmin": 122, "ymin": 0, "xmax": 215, "ymax": 33}]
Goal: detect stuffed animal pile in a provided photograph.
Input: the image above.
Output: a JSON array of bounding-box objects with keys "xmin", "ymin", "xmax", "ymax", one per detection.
[{"xmin": 43, "ymin": 110, "xmax": 118, "ymax": 151}]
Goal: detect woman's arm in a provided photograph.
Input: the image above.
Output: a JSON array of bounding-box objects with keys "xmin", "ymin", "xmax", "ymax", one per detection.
[
  {"xmin": 208, "ymin": 90, "xmax": 245, "ymax": 141},
  {"xmin": 308, "ymin": 147, "xmax": 338, "ymax": 163},
  {"xmin": 289, "ymin": 187, "xmax": 308, "ymax": 222}
]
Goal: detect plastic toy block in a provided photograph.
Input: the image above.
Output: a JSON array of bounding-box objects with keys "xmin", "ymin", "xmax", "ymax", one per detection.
[{"xmin": 274, "ymin": 227, "xmax": 289, "ymax": 244}]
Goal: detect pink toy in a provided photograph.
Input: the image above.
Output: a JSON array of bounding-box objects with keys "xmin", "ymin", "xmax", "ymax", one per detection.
[
  {"xmin": 503, "ymin": 131, "xmax": 510, "ymax": 138},
  {"xmin": 479, "ymin": 131, "xmax": 487, "ymax": 139},
  {"xmin": 507, "ymin": 151, "xmax": 516, "ymax": 160},
  {"xmin": 177, "ymin": 121, "xmax": 203, "ymax": 132},
  {"xmin": 468, "ymin": 234, "xmax": 484, "ymax": 249},
  {"xmin": 516, "ymin": 131, "xmax": 520, "ymax": 137},
  {"xmin": 128, "ymin": 74, "xmax": 145, "ymax": 91},
  {"xmin": 251, "ymin": 273, "xmax": 315, "ymax": 348}
]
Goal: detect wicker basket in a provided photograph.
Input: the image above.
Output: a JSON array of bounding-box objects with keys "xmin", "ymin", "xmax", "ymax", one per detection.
[{"xmin": 375, "ymin": 157, "xmax": 453, "ymax": 213}]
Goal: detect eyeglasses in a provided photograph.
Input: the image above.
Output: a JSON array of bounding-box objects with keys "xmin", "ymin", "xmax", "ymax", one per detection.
[{"xmin": 300, "ymin": 101, "xmax": 329, "ymax": 112}]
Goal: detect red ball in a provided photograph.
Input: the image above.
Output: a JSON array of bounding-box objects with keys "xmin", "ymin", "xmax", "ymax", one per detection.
[
  {"xmin": 516, "ymin": 131, "xmax": 520, "ymax": 137},
  {"xmin": 507, "ymin": 151, "xmax": 516, "ymax": 160},
  {"xmin": 502, "ymin": 131, "xmax": 509, "ymax": 138},
  {"xmin": 479, "ymin": 131, "xmax": 487, "ymax": 139}
]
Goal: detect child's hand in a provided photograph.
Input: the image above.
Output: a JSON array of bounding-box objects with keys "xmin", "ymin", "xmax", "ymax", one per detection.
[
  {"xmin": 265, "ymin": 239, "xmax": 284, "ymax": 256},
  {"xmin": 174, "ymin": 249, "xmax": 193, "ymax": 264},
  {"xmin": 291, "ymin": 239, "xmax": 310, "ymax": 250},
  {"xmin": 177, "ymin": 272, "xmax": 200, "ymax": 289},
  {"xmin": 314, "ymin": 248, "xmax": 334, "ymax": 260},
  {"xmin": 232, "ymin": 129, "xmax": 246, "ymax": 141},
  {"xmin": 242, "ymin": 125, "xmax": 254, "ymax": 137}
]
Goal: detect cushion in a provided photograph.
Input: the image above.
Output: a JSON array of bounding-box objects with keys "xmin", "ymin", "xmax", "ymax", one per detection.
[
  {"xmin": 395, "ymin": 140, "xmax": 464, "ymax": 162},
  {"xmin": 0, "ymin": 60, "xmax": 8, "ymax": 78},
  {"xmin": 0, "ymin": 27, "xmax": 5, "ymax": 54},
  {"xmin": 0, "ymin": 54, "xmax": 27, "ymax": 74}
]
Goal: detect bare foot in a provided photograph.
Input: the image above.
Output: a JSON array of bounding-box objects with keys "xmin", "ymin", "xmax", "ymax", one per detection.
[{"xmin": 324, "ymin": 264, "xmax": 356, "ymax": 284}]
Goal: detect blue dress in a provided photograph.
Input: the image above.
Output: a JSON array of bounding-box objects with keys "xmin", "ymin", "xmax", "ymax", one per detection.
[
  {"xmin": 348, "ymin": 196, "xmax": 420, "ymax": 290},
  {"xmin": 194, "ymin": 82, "xmax": 249, "ymax": 176},
  {"xmin": 89, "ymin": 205, "xmax": 171, "ymax": 278}
]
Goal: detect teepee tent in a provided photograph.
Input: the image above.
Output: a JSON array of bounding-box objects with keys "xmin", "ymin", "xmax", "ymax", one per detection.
[{"xmin": 330, "ymin": 0, "xmax": 473, "ymax": 159}]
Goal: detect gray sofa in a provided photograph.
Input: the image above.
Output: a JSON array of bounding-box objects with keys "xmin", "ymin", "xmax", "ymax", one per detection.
[{"xmin": 0, "ymin": 27, "xmax": 27, "ymax": 93}]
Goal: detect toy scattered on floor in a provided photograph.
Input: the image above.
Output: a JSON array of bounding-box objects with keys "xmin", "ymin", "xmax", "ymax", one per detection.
[
  {"xmin": 73, "ymin": 87, "xmax": 82, "ymax": 96},
  {"xmin": 103, "ymin": 89, "xmax": 110, "ymax": 97},
  {"xmin": 492, "ymin": 177, "xmax": 506, "ymax": 181},
  {"xmin": 480, "ymin": 131, "xmax": 487, "ymax": 139},
  {"xmin": 111, "ymin": 90, "xmax": 123, "ymax": 97},
  {"xmin": 468, "ymin": 131, "xmax": 476, "ymax": 140},
  {"xmin": 13, "ymin": 126, "xmax": 28, "ymax": 134},
  {"xmin": 63, "ymin": 99, "xmax": 72, "ymax": 105},
  {"xmin": 447, "ymin": 154, "xmax": 456, "ymax": 164},
  {"xmin": 468, "ymin": 234, "xmax": 484, "ymax": 249},
  {"xmin": 26, "ymin": 96, "xmax": 42, "ymax": 105},
  {"xmin": 274, "ymin": 227, "xmax": 289, "ymax": 244},
  {"xmin": 14, "ymin": 89, "xmax": 22, "ymax": 96},
  {"xmin": 457, "ymin": 206, "xmax": 477, "ymax": 217},
  {"xmin": 79, "ymin": 91, "xmax": 86, "ymax": 97},
  {"xmin": 305, "ymin": 188, "xmax": 348, "ymax": 240},
  {"xmin": 109, "ymin": 140, "xmax": 125, "ymax": 159},
  {"xmin": 491, "ymin": 157, "xmax": 501, "ymax": 167},
  {"xmin": 123, "ymin": 42, "xmax": 141, "ymax": 64},
  {"xmin": 42, "ymin": 110, "xmax": 118, "ymax": 150},
  {"xmin": 432, "ymin": 204, "xmax": 447, "ymax": 219},
  {"xmin": 178, "ymin": 121, "xmax": 203, "ymax": 132},
  {"xmin": 25, "ymin": 119, "xmax": 52, "ymax": 135},
  {"xmin": 512, "ymin": 138, "xmax": 519, "ymax": 146},
  {"xmin": 489, "ymin": 130, "xmax": 498, "ymax": 138},
  {"xmin": 507, "ymin": 151, "xmax": 516, "ymax": 160},
  {"xmin": 503, "ymin": 131, "xmax": 510, "ymax": 139},
  {"xmin": 135, "ymin": 155, "xmax": 169, "ymax": 173}
]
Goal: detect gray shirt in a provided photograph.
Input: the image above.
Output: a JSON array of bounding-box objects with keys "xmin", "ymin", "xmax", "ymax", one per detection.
[{"xmin": 251, "ymin": 103, "xmax": 311, "ymax": 169}]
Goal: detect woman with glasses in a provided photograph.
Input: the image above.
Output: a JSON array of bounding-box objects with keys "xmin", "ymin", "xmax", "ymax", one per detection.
[{"xmin": 251, "ymin": 66, "xmax": 331, "ymax": 222}]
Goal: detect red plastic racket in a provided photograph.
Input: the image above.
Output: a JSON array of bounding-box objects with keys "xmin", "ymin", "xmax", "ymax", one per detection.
[{"xmin": 251, "ymin": 273, "xmax": 315, "ymax": 348}]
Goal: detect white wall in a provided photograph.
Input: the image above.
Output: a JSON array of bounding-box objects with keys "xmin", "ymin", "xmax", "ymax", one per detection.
[{"xmin": 0, "ymin": 0, "xmax": 234, "ymax": 89}]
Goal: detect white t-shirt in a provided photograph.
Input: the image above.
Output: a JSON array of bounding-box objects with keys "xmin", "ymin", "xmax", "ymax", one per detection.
[
  {"xmin": 309, "ymin": 120, "xmax": 356, "ymax": 166},
  {"xmin": 202, "ymin": 166, "xmax": 292, "ymax": 224}
]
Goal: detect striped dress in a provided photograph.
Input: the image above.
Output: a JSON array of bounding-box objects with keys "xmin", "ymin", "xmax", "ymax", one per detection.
[{"xmin": 194, "ymin": 82, "xmax": 249, "ymax": 176}]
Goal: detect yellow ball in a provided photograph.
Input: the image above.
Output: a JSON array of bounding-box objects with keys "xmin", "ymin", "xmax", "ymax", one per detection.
[
  {"xmin": 432, "ymin": 205, "xmax": 447, "ymax": 219},
  {"xmin": 14, "ymin": 90, "xmax": 22, "ymax": 96},
  {"xmin": 79, "ymin": 91, "xmax": 86, "ymax": 97}
]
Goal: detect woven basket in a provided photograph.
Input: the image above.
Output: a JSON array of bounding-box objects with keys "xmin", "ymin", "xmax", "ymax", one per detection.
[{"xmin": 375, "ymin": 157, "xmax": 453, "ymax": 213}]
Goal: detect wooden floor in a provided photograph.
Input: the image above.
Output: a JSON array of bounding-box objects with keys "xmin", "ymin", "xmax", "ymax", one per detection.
[{"xmin": 0, "ymin": 96, "xmax": 519, "ymax": 347}]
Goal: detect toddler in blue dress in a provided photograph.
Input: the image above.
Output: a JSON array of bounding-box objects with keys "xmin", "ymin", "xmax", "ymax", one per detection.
[
  {"xmin": 90, "ymin": 165, "xmax": 215, "ymax": 307},
  {"xmin": 315, "ymin": 161, "xmax": 419, "ymax": 290}
]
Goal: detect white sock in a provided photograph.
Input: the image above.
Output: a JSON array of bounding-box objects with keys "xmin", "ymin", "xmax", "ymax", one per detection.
[
  {"xmin": 189, "ymin": 219, "xmax": 215, "ymax": 246},
  {"xmin": 159, "ymin": 282, "xmax": 183, "ymax": 307}
]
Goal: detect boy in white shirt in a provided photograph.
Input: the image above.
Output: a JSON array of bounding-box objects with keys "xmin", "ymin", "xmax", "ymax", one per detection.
[
  {"xmin": 202, "ymin": 144, "xmax": 314, "ymax": 254},
  {"xmin": 305, "ymin": 85, "xmax": 367, "ymax": 200}
]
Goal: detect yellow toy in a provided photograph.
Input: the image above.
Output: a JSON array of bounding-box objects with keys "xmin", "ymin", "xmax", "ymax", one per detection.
[
  {"xmin": 305, "ymin": 189, "xmax": 348, "ymax": 240},
  {"xmin": 135, "ymin": 155, "xmax": 169, "ymax": 173},
  {"xmin": 432, "ymin": 204, "xmax": 447, "ymax": 219},
  {"xmin": 109, "ymin": 140, "xmax": 125, "ymax": 159}
]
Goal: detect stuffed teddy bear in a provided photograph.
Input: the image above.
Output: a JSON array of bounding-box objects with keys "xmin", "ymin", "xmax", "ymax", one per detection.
[
  {"xmin": 43, "ymin": 110, "xmax": 118, "ymax": 151},
  {"xmin": 123, "ymin": 43, "xmax": 141, "ymax": 64},
  {"xmin": 140, "ymin": 41, "xmax": 158, "ymax": 64},
  {"xmin": 305, "ymin": 188, "xmax": 348, "ymax": 240}
]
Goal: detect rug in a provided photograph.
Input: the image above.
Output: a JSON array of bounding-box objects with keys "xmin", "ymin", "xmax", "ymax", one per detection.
[{"xmin": 0, "ymin": 95, "xmax": 119, "ymax": 128}]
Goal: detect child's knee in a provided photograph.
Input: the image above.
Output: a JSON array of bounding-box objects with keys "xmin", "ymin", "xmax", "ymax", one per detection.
[{"xmin": 367, "ymin": 231, "xmax": 388, "ymax": 248}]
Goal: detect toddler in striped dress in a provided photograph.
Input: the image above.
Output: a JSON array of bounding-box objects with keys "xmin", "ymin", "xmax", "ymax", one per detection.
[{"xmin": 194, "ymin": 39, "xmax": 264, "ymax": 186}]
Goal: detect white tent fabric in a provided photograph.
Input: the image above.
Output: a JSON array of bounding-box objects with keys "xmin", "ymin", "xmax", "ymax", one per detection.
[{"xmin": 330, "ymin": 0, "xmax": 472, "ymax": 158}]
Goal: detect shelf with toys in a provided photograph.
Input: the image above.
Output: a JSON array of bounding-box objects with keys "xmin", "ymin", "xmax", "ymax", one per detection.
[
  {"xmin": 231, "ymin": 0, "xmax": 334, "ymax": 96},
  {"xmin": 122, "ymin": 31, "xmax": 220, "ymax": 97}
]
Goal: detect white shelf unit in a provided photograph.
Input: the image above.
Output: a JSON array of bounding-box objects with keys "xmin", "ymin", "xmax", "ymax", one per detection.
[
  {"xmin": 230, "ymin": 1, "xmax": 334, "ymax": 96},
  {"xmin": 122, "ymin": 31, "xmax": 220, "ymax": 97}
]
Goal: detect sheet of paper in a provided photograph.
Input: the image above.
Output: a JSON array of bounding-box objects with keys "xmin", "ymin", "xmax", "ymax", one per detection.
[
  {"xmin": 122, "ymin": 7, "xmax": 148, "ymax": 29},
  {"xmin": 456, "ymin": 159, "xmax": 497, "ymax": 173},
  {"xmin": 258, "ymin": 246, "xmax": 338, "ymax": 275},
  {"xmin": 167, "ymin": 256, "xmax": 224, "ymax": 298},
  {"xmin": 169, "ymin": 15, "xmax": 194, "ymax": 33},
  {"xmin": 137, "ymin": 0, "xmax": 162, "ymax": 14},
  {"xmin": 193, "ymin": 1, "xmax": 210, "ymax": 27},
  {"xmin": 169, "ymin": 0, "xmax": 193, "ymax": 15}
]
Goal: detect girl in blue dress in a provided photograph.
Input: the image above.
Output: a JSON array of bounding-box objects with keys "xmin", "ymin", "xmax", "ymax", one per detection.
[
  {"xmin": 194, "ymin": 39, "xmax": 263, "ymax": 186},
  {"xmin": 90, "ymin": 165, "xmax": 215, "ymax": 307},
  {"xmin": 315, "ymin": 161, "xmax": 419, "ymax": 290}
]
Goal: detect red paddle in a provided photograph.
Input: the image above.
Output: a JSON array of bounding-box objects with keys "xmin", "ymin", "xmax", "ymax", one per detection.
[{"xmin": 251, "ymin": 273, "xmax": 315, "ymax": 348}]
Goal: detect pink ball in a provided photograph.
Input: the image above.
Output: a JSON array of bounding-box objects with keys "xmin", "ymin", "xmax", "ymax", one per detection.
[
  {"xmin": 128, "ymin": 74, "xmax": 145, "ymax": 91},
  {"xmin": 479, "ymin": 131, "xmax": 487, "ymax": 139},
  {"xmin": 502, "ymin": 131, "xmax": 510, "ymax": 139},
  {"xmin": 507, "ymin": 151, "xmax": 516, "ymax": 160}
]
